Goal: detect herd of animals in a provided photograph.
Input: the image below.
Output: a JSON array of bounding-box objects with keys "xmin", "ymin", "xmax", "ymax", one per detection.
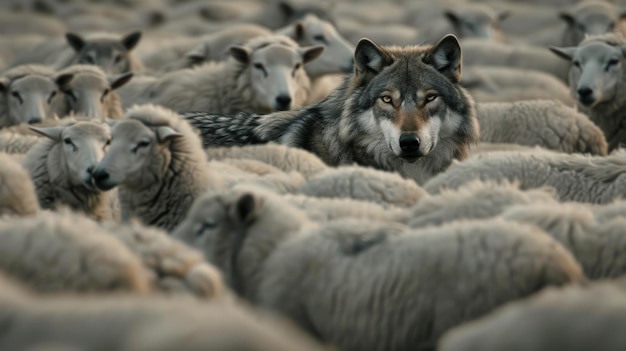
[{"xmin": 1, "ymin": 0, "xmax": 626, "ymax": 350}]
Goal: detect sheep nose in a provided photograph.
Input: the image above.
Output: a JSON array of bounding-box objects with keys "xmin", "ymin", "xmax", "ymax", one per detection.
[
  {"xmin": 28, "ymin": 117, "xmax": 42, "ymax": 124},
  {"xmin": 275, "ymin": 95, "xmax": 292, "ymax": 111},
  {"xmin": 92, "ymin": 169, "xmax": 109, "ymax": 183},
  {"xmin": 399, "ymin": 133, "xmax": 420, "ymax": 153},
  {"xmin": 577, "ymin": 86, "xmax": 595, "ymax": 105}
]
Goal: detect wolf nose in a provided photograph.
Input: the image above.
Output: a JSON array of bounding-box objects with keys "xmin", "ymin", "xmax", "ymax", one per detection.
[
  {"xmin": 399, "ymin": 133, "xmax": 420, "ymax": 153},
  {"xmin": 275, "ymin": 95, "xmax": 292, "ymax": 111},
  {"xmin": 28, "ymin": 116, "xmax": 42, "ymax": 124},
  {"xmin": 577, "ymin": 87, "xmax": 595, "ymax": 105}
]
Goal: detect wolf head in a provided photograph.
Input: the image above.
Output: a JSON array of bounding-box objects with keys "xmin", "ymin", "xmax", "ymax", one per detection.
[{"xmin": 339, "ymin": 35, "xmax": 476, "ymax": 163}]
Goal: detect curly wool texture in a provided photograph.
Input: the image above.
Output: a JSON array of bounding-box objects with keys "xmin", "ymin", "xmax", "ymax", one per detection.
[
  {"xmin": 256, "ymin": 219, "xmax": 584, "ymax": 351},
  {"xmin": 297, "ymin": 165, "xmax": 427, "ymax": 208},
  {"xmin": 398, "ymin": 180, "xmax": 557, "ymax": 227},
  {"xmin": 438, "ymin": 281, "xmax": 626, "ymax": 351},
  {"xmin": 102, "ymin": 220, "xmax": 225, "ymax": 300},
  {"xmin": 117, "ymin": 104, "xmax": 223, "ymax": 231},
  {"xmin": 0, "ymin": 153, "xmax": 39, "ymax": 217},
  {"xmin": 0, "ymin": 210, "xmax": 150, "ymax": 293},
  {"xmin": 424, "ymin": 151, "xmax": 626, "ymax": 204},
  {"xmin": 0, "ymin": 132, "xmax": 40, "ymax": 154},
  {"xmin": 207, "ymin": 142, "xmax": 328, "ymax": 179},
  {"xmin": 476, "ymin": 100, "xmax": 608, "ymax": 155},
  {"xmin": 502, "ymin": 204, "xmax": 626, "ymax": 279}
]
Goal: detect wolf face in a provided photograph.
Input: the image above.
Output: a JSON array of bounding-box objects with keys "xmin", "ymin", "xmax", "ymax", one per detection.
[{"xmin": 340, "ymin": 35, "xmax": 472, "ymax": 164}]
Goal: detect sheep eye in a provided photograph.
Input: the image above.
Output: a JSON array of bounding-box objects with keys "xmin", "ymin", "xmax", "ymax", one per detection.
[
  {"xmin": 197, "ymin": 219, "xmax": 217, "ymax": 238},
  {"xmin": 294, "ymin": 62, "xmax": 302, "ymax": 70},
  {"xmin": 48, "ymin": 91, "xmax": 57, "ymax": 104},
  {"xmin": 607, "ymin": 59, "xmax": 619, "ymax": 67},
  {"xmin": 313, "ymin": 34, "xmax": 327, "ymax": 43},
  {"xmin": 11, "ymin": 91, "xmax": 23, "ymax": 104},
  {"xmin": 425, "ymin": 93, "xmax": 439, "ymax": 103},
  {"xmin": 114, "ymin": 54, "xmax": 123, "ymax": 64},
  {"xmin": 253, "ymin": 63, "xmax": 268, "ymax": 77},
  {"xmin": 63, "ymin": 137, "xmax": 72, "ymax": 145},
  {"xmin": 132, "ymin": 140, "xmax": 151, "ymax": 153},
  {"xmin": 573, "ymin": 61, "xmax": 581, "ymax": 68},
  {"xmin": 380, "ymin": 95, "xmax": 392, "ymax": 104}
]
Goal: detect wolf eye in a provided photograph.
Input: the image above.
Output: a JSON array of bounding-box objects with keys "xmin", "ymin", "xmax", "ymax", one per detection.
[
  {"xmin": 11, "ymin": 91, "xmax": 23, "ymax": 104},
  {"xmin": 380, "ymin": 95, "xmax": 392, "ymax": 104},
  {"xmin": 425, "ymin": 93, "xmax": 439, "ymax": 103}
]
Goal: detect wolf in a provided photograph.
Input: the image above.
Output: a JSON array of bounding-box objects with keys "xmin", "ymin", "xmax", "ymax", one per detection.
[{"xmin": 183, "ymin": 34, "xmax": 479, "ymax": 184}]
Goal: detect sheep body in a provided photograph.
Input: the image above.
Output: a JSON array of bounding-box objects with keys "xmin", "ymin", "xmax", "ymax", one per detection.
[
  {"xmin": 0, "ymin": 153, "xmax": 39, "ymax": 217},
  {"xmin": 0, "ymin": 132, "xmax": 40, "ymax": 154}
]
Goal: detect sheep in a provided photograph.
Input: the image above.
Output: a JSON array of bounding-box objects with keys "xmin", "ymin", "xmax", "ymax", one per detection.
[
  {"xmin": 219, "ymin": 158, "xmax": 283, "ymax": 176},
  {"xmin": 22, "ymin": 119, "xmax": 113, "ymax": 221},
  {"xmin": 52, "ymin": 64, "xmax": 133, "ymax": 120},
  {"xmin": 0, "ymin": 209, "xmax": 150, "ymax": 294},
  {"xmin": 438, "ymin": 281, "xmax": 626, "ymax": 351},
  {"xmin": 234, "ymin": 0, "xmax": 336, "ymax": 30},
  {"xmin": 0, "ymin": 64, "xmax": 65, "ymax": 127},
  {"xmin": 101, "ymin": 220, "xmax": 225, "ymax": 300},
  {"xmin": 559, "ymin": 1, "xmax": 626, "ymax": 46},
  {"xmin": 91, "ymin": 104, "xmax": 224, "ymax": 231},
  {"xmin": 118, "ymin": 35, "xmax": 324, "ymax": 114},
  {"xmin": 0, "ymin": 131, "xmax": 40, "ymax": 154},
  {"xmin": 173, "ymin": 188, "xmax": 584, "ymax": 351},
  {"xmin": 297, "ymin": 165, "xmax": 428, "ymax": 208},
  {"xmin": 0, "ymin": 153, "xmax": 39, "ymax": 217},
  {"xmin": 591, "ymin": 200, "xmax": 626, "ymax": 222},
  {"xmin": 283, "ymin": 192, "xmax": 398, "ymax": 222},
  {"xmin": 423, "ymin": 151, "xmax": 626, "ymax": 204},
  {"xmin": 550, "ymin": 34, "xmax": 626, "ymax": 151},
  {"xmin": 461, "ymin": 66, "xmax": 574, "ymax": 105},
  {"xmin": 467, "ymin": 142, "xmax": 539, "ymax": 159},
  {"xmin": 395, "ymin": 180, "xmax": 558, "ymax": 227},
  {"xmin": 460, "ymin": 39, "xmax": 570, "ymax": 82},
  {"xmin": 277, "ymin": 13, "xmax": 354, "ymax": 78},
  {"xmin": 0, "ymin": 281, "xmax": 326, "ymax": 351},
  {"xmin": 206, "ymin": 142, "xmax": 328, "ymax": 179},
  {"xmin": 476, "ymin": 100, "xmax": 608, "ymax": 156},
  {"xmin": 502, "ymin": 204, "xmax": 626, "ymax": 279}
]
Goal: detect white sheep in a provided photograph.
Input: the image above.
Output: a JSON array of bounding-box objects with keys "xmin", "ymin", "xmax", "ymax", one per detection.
[
  {"xmin": 559, "ymin": 1, "xmax": 626, "ymax": 46},
  {"xmin": 0, "ymin": 64, "xmax": 64, "ymax": 127},
  {"xmin": 92, "ymin": 104, "xmax": 224, "ymax": 231},
  {"xmin": 0, "ymin": 209, "xmax": 150, "ymax": 293},
  {"xmin": 438, "ymin": 281, "xmax": 626, "ymax": 351},
  {"xmin": 52, "ymin": 64, "xmax": 133, "ymax": 120},
  {"xmin": 0, "ymin": 152, "xmax": 39, "ymax": 217},
  {"xmin": 424, "ymin": 150, "xmax": 626, "ymax": 204},
  {"xmin": 173, "ymin": 188, "xmax": 584, "ymax": 351},
  {"xmin": 467, "ymin": 142, "xmax": 539, "ymax": 159},
  {"xmin": 23, "ymin": 119, "xmax": 113, "ymax": 221},
  {"xmin": 476, "ymin": 100, "xmax": 608, "ymax": 155},
  {"xmin": 297, "ymin": 165, "xmax": 428, "ymax": 208},
  {"xmin": 118, "ymin": 35, "xmax": 324, "ymax": 114},
  {"xmin": 0, "ymin": 131, "xmax": 40, "ymax": 154},
  {"xmin": 101, "ymin": 220, "xmax": 225, "ymax": 300},
  {"xmin": 206, "ymin": 142, "xmax": 328, "ymax": 179}
]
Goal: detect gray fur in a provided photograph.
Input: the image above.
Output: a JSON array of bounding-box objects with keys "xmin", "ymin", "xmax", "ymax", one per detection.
[
  {"xmin": 476, "ymin": 100, "xmax": 608, "ymax": 155},
  {"xmin": 424, "ymin": 151, "xmax": 626, "ymax": 204}
]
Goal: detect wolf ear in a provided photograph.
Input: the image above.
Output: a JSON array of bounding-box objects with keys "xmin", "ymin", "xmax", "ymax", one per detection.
[
  {"xmin": 66, "ymin": 32, "xmax": 86, "ymax": 52},
  {"xmin": 229, "ymin": 45, "xmax": 250, "ymax": 64},
  {"xmin": 108, "ymin": 72, "xmax": 134, "ymax": 90},
  {"xmin": 426, "ymin": 34, "xmax": 463, "ymax": 83},
  {"xmin": 549, "ymin": 46, "xmax": 576, "ymax": 61},
  {"xmin": 155, "ymin": 126, "xmax": 182, "ymax": 143},
  {"xmin": 121, "ymin": 31, "xmax": 142, "ymax": 51},
  {"xmin": 354, "ymin": 38, "xmax": 393, "ymax": 78},
  {"xmin": 29, "ymin": 126, "xmax": 64, "ymax": 141},
  {"xmin": 232, "ymin": 192, "xmax": 260, "ymax": 225}
]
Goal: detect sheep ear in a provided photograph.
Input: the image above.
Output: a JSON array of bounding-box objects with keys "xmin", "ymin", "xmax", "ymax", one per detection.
[
  {"xmin": 185, "ymin": 44, "xmax": 208, "ymax": 63},
  {"xmin": 29, "ymin": 126, "xmax": 64, "ymax": 141},
  {"xmin": 108, "ymin": 72, "xmax": 134, "ymax": 90},
  {"xmin": 155, "ymin": 126, "xmax": 182, "ymax": 143},
  {"xmin": 232, "ymin": 192, "xmax": 259, "ymax": 225},
  {"xmin": 122, "ymin": 31, "xmax": 142, "ymax": 51},
  {"xmin": 66, "ymin": 32, "xmax": 86, "ymax": 52},
  {"xmin": 559, "ymin": 12, "xmax": 575, "ymax": 26},
  {"xmin": 354, "ymin": 38, "xmax": 394, "ymax": 78},
  {"xmin": 444, "ymin": 10, "xmax": 460, "ymax": 26},
  {"xmin": 278, "ymin": 0, "xmax": 295, "ymax": 18},
  {"xmin": 229, "ymin": 45, "xmax": 250, "ymax": 64},
  {"xmin": 549, "ymin": 46, "xmax": 576, "ymax": 61},
  {"xmin": 426, "ymin": 34, "xmax": 463, "ymax": 83},
  {"xmin": 300, "ymin": 45, "xmax": 325, "ymax": 64},
  {"xmin": 55, "ymin": 73, "xmax": 74, "ymax": 89},
  {"xmin": 294, "ymin": 21, "xmax": 305, "ymax": 41}
]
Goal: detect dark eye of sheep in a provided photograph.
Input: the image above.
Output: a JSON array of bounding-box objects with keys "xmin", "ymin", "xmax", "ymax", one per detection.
[
  {"xmin": 253, "ymin": 63, "xmax": 268, "ymax": 77},
  {"xmin": 573, "ymin": 61, "xmax": 582, "ymax": 69},
  {"xmin": 313, "ymin": 34, "xmax": 328, "ymax": 44},
  {"xmin": 47, "ymin": 91, "xmax": 57, "ymax": 104},
  {"xmin": 64, "ymin": 138, "xmax": 77, "ymax": 152},
  {"xmin": 11, "ymin": 91, "xmax": 23, "ymax": 104},
  {"xmin": 132, "ymin": 140, "xmax": 151, "ymax": 153},
  {"xmin": 114, "ymin": 54, "xmax": 123, "ymax": 64},
  {"xmin": 197, "ymin": 219, "xmax": 218, "ymax": 238}
]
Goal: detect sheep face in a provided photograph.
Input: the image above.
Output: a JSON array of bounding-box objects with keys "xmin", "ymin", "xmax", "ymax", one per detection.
[
  {"xmin": 65, "ymin": 32, "xmax": 142, "ymax": 75},
  {"xmin": 56, "ymin": 71, "xmax": 133, "ymax": 119},
  {"xmin": 230, "ymin": 41, "xmax": 324, "ymax": 113},
  {"xmin": 172, "ymin": 191, "xmax": 260, "ymax": 280},
  {"xmin": 92, "ymin": 119, "xmax": 181, "ymax": 191},
  {"xmin": 551, "ymin": 41, "xmax": 625, "ymax": 108},
  {"xmin": 444, "ymin": 7, "xmax": 508, "ymax": 41},
  {"xmin": 30, "ymin": 122, "xmax": 111, "ymax": 190},
  {"xmin": 289, "ymin": 14, "xmax": 354, "ymax": 77},
  {"xmin": 560, "ymin": 2, "xmax": 622, "ymax": 46},
  {"xmin": 0, "ymin": 75, "xmax": 59, "ymax": 126}
]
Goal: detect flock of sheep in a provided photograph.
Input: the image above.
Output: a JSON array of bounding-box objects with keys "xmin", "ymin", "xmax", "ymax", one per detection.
[{"xmin": 0, "ymin": 0, "xmax": 626, "ymax": 350}]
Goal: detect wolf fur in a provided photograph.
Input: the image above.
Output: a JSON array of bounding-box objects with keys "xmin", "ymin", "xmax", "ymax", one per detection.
[{"xmin": 184, "ymin": 35, "xmax": 479, "ymax": 185}]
